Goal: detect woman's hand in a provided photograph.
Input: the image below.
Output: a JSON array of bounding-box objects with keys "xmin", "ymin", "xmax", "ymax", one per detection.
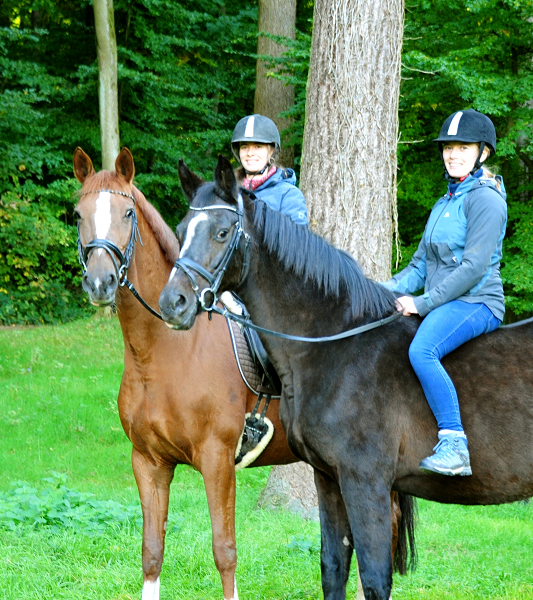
[{"xmin": 395, "ymin": 296, "xmax": 419, "ymax": 316}]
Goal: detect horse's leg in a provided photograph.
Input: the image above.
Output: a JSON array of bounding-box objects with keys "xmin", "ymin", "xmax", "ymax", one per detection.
[
  {"xmin": 132, "ymin": 448, "xmax": 175, "ymax": 600},
  {"xmin": 200, "ymin": 445, "xmax": 238, "ymax": 600},
  {"xmin": 341, "ymin": 475, "xmax": 393, "ymax": 600},
  {"xmin": 314, "ymin": 469, "xmax": 354, "ymax": 600}
]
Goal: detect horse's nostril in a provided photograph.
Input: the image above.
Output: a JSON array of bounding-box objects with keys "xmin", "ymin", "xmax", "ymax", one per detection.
[
  {"xmin": 176, "ymin": 294, "xmax": 187, "ymax": 308},
  {"xmin": 105, "ymin": 273, "xmax": 117, "ymax": 292}
]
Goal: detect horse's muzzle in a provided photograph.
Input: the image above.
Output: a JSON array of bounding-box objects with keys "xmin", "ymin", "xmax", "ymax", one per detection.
[
  {"xmin": 82, "ymin": 271, "xmax": 118, "ymax": 306},
  {"xmin": 158, "ymin": 284, "xmax": 197, "ymax": 330}
]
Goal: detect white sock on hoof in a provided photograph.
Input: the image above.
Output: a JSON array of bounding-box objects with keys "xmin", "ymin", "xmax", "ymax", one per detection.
[{"xmin": 142, "ymin": 577, "xmax": 160, "ymax": 600}]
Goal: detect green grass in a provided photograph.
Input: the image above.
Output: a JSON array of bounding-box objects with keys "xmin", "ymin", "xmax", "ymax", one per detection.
[{"xmin": 1, "ymin": 317, "xmax": 532, "ymax": 599}]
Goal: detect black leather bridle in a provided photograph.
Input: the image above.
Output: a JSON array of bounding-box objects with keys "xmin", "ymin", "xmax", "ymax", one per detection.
[
  {"xmin": 76, "ymin": 188, "xmax": 164, "ymax": 321},
  {"xmin": 172, "ymin": 201, "xmax": 403, "ymax": 342},
  {"xmin": 172, "ymin": 203, "xmax": 250, "ymax": 311}
]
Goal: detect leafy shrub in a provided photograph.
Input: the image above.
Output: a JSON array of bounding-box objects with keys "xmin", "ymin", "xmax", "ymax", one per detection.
[
  {"xmin": 0, "ymin": 178, "xmax": 93, "ymax": 325},
  {"xmin": 286, "ymin": 534, "xmax": 321, "ymax": 555},
  {"xmin": 0, "ymin": 473, "xmax": 142, "ymax": 536}
]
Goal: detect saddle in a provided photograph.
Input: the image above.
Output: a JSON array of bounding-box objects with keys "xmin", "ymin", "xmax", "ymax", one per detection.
[{"xmin": 225, "ymin": 299, "xmax": 282, "ymax": 471}]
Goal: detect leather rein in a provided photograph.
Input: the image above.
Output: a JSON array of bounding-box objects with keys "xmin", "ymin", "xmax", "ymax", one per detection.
[
  {"xmin": 77, "ymin": 188, "xmax": 164, "ymax": 321},
  {"xmin": 172, "ymin": 201, "xmax": 403, "ymax": 343}
]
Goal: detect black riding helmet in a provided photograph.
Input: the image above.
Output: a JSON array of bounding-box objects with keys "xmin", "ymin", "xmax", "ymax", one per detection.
[
  {"xmin": 434, "ymin": 109, "xmax": 496, "ymax": 177},
  {"xmin": 231, "ymin": 114, "xmax": 281, "ymax": 175}
]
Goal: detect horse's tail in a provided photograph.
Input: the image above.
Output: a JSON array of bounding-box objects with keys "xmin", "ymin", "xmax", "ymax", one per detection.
[{"xmin": 393, "ymin": 493, "xmax": 418, "ymax": 575}]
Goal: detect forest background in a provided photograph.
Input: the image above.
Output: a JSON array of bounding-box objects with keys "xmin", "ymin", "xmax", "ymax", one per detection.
[{"xmin": 1, "ymin": 0, "xmax": 533, "ymax": 325}]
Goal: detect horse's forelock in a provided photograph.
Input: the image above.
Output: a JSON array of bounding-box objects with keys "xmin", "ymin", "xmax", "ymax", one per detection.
[
  {"xmin": 74, "ymin": 170, "xmax": 120, "ymax": 198},
  {"xmin": 192, "ymin": 181, "xmax": 239, "ymax": 209}
]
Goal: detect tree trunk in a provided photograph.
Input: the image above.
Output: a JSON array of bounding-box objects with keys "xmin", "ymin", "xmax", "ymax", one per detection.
[
  {"xmin": 93, "ymin": 0, "xmax": 120, "ymax": 170},
  {"xmin": 301, "ymin": 0, "xmax": 403, "ymax": 281},
  {"xmin": 254, "ymin": 0, "xmax": 296, "ymax": 168},
  {"xmin": 259, "ymin": 1, "xmax": 404, "ymax": 597}
]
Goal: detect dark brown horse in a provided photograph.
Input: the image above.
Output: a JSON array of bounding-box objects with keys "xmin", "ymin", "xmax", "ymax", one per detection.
[
  {"xmin": 73, "ymin": 148, "xmax": 413, "ymax": 600},
  {"xmin": 159, "ymin": 155, "xmax": 533, "ymax": 600}
]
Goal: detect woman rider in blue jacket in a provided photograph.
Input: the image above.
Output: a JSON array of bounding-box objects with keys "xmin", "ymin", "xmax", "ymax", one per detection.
[
  {"xmin": 231, "ymin": 114, "xmax": 308, "ymax": 226},
  {"xmin": 221, "ymin": 115, "xmax": 308, "ymax": 315},
  {"xmin": 383, "ymin": 109, "xmax": 507, "ymax": 476}
]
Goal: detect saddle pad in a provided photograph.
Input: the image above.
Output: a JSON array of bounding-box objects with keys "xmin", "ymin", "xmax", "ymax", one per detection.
[{"xmin": 227, "ymin": 318, "xmax": 262, "ymax": 394}]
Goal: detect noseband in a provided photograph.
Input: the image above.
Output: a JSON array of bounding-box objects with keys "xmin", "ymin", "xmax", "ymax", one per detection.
[
  {"xmin": 172, "ymin": 203, "xmax": 250, "ymax": 311},
  {"xmin": 77, "ymin": 189, "xmax": 142, "ymax": 284}
]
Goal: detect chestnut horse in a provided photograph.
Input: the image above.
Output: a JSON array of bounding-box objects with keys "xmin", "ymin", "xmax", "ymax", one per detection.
[{"xmin": 73, "ymin": 148, "xmax": 414, "ymax": 600}]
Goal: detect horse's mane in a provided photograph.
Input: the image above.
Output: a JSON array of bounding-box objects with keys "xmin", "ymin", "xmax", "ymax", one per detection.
[
  {"xmin": 251, "ymin": 199, "xmax": 398, "ymax": 321},
  {"xmin": 77, "ymin": 171, "xmax": 180, "ymax": 264},
  {"xmin": 132, "ymin": 187, "xmax": 180, "ymax": 263}
]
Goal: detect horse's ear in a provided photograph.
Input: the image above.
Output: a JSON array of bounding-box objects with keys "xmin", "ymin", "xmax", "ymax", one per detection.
[
  {"xmin": 73, "ymin": 147, "xmax": 95, "ymax": 183},
  {"xmin": 115, "ymin": 148, "xmax": 135, "ymax": 184},
  {"xmin": 179, "ymin": 159, "xmax": 205, "ymax": 202},
  {"xmin": 214, "ymin": 155, "xmax": 238, "ymax": 201}
]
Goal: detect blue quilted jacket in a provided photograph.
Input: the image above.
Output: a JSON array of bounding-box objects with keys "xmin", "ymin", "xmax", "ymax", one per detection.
[
  {"xmin": 248, "ymin": 168, "xmax": 308, "ymax": 226},
  {"xmin": 383, "ymin": 170, "xmax": 507, "ymax": 320}
]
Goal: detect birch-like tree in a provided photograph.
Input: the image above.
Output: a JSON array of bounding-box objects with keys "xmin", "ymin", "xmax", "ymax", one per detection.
[{"xmin": 93, "ymin": 0, "xmax": 120, "ymax": 169}]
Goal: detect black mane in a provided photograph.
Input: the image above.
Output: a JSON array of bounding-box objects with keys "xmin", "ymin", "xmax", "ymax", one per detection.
[{"xmin": 250, "ymin": 200, "xmax": 398, "ymax": 321}]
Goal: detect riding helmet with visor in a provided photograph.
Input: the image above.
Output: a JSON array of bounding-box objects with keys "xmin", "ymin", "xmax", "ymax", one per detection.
[
  {"xmin": 231, "ymin": 114, "xmax": 281, "ymax": 173},
  {"xmin": 434, "ymin": 109, "xmax": 496, "ymax": 175}
]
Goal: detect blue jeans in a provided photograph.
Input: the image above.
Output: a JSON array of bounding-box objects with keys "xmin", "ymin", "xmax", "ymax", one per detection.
[{"xmin": 409, "ymin": 300, "xmax": 501, "ymax": 432}]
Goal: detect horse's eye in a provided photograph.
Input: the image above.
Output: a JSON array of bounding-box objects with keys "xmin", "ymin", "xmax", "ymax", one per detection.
[
  {"xmin": 217, "ymin": 229, "xmax": 229, "ymax": 241},
  {"xmin": 125, "ymin": 208, "xmax": 134, "ymax": 218},
  {"xmin": 74, "ymin": 210, "xmax": 81, "ymax": 221}
]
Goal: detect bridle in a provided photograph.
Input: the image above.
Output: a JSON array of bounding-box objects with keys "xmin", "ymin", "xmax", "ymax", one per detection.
[
  {"xmin": 172, "ymin": 200, "xmax": 403, "ymax": 342},
  {"xmin": 172, "ymin": 200, "xmax": 250, "ymax": 312},
  {"xmin": 76, "ymin": 188, "xmax": 164, "ymax": 321},
  {"xmin": 77, "ymin": 189, "xmax": 140, "ymax": 281}
]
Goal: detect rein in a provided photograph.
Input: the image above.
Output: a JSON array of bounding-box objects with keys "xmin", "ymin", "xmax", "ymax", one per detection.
[
  {"xmin": 77, "ymin": 188, "xmax": 164, "ymax": 321},
  {"xmin": 212, "ymin": 304, "xmax": 403, "ymax": 343},
  {"xmin": 174, "ymin": 201, "xmax": 403, "ymax": 342}
]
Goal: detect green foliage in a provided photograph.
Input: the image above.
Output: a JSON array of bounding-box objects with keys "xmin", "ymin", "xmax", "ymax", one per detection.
[
  {"xmin": 286, "ymin": 533, "xmax": 321, "ymax": 555},
  {"xmin": 400, "ymin": 0, "xmax": 533, "ymax": 315},
  {"xmin": 0, "ymin": 0, "xmax": 258, "ymax": 324},
  {"xmin": 3, "ymin": 0, "xmax": 533, "ymax": 322},
  {"xmin": 0, "ymin": 473, "xmax": 144, "ymax": 535},
  {"xmin": 0, "ymin": 178, "xmax": 91, "ymax": 324}
]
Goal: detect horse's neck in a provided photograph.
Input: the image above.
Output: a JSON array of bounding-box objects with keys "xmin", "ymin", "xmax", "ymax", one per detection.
[
  {"xmin": 239, "ymin": 248, "xmax": 351, "ymax": 336},
  {"xmin": 115, "ymin": 213, "xmax": 175, "ymax": 348}
]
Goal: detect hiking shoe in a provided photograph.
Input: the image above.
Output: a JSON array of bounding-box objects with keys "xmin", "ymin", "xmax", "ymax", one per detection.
[{"xmin": 419, "ymin": 432, "xmax": 472, "ymax": 476}]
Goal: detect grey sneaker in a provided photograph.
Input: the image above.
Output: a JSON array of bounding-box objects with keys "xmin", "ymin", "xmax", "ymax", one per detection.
[{"xmin": 419, "ymin": 432, "xmax": 472, "ymax": 476}]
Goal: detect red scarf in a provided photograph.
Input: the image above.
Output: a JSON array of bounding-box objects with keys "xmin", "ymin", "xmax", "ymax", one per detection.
[{"xmin": 242, "ymin": 166, "xmax": 277, "ymax": 191}]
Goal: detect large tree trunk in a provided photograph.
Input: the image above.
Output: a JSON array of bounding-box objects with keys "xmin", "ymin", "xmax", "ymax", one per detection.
[
  {"xmin": 93, "ymin": 0, "xmax": 120, "ymax": 170},
  {"xmin": 254, "ymin": 0, "xmax": 296, "ymax": 168},
  {"xmin": 301, "ymin": 0, "xmax": 403, "ymax": 281},
  {"xmin": 259, "ymin": 1, "xmax": 404, "ymax": 597}
]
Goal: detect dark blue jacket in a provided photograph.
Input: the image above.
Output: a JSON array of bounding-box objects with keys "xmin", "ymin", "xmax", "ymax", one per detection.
[
  {"xmin": 250, "ymin": 168, "xmax": 308, "ymax": 226},
  {"xmin": 383, "ymin": 171, "xmax": 507, "ymax": 320}
]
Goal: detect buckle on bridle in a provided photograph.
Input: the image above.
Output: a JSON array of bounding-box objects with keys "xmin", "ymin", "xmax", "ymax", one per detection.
[{"xmin": 199, "ymin": 287, "xmax": 217, "ymax": 311}]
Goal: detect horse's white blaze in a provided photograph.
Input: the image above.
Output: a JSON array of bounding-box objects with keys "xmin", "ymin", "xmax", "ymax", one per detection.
[
  {"xmin": 94, "ymin": 192, "xmax": 112, "ymax": 239},
  {"xmin": 142, "ymin": 577, "xmax": 160, "ymax": 600},
  {"xmin": 168, "ymin": 266, "xmax": 178, "ymax": 281},
  {"xmin": 224, "ymin": 577, "xmax": 239, "ymax": 600},
  {"xmin": 94, "ymin": 277, "xmax": 102, "ymax": 290},
  {"xmin": 179, "ymin": 213, "xmax": 208, "ymax": 258}
]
